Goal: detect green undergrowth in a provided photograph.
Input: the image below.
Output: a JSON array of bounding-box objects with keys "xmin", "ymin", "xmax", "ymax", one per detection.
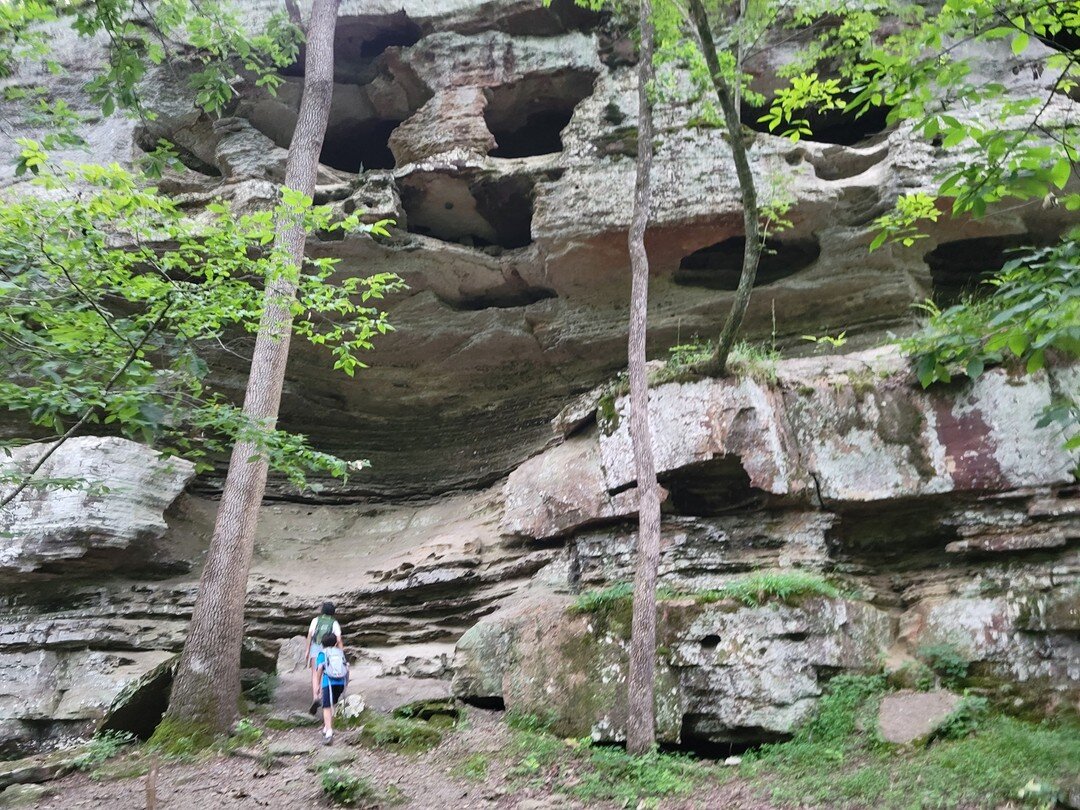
[
  {"xmin": 571, "ymin": 570, "xmax": 843, "ymax": 616},
  {"xmin": 503, "ymin": 712, "xmax": 714, "ymax": 808},
  {"xmin": 71, "ymin": 731, "xmax": 135, "ymax": 772},
  {"xmin": 697, "ymin": 569, "xmax": 842, "ymax": 606},
  {"xmin": 91, "ymin": 716, "xmax": 270, "ymax": 782},
  {"xmin": 742, "ymin": 674, "xmax": 1080, "ymax": 808},
  {"xmin": 342, "ymin": 709, "xmax": 446, "ymax": 754},
  {"xmin": 319, "ymin": 764, "xmax": 403, "ymax": 807},
  {"xmin": 146, "ymin": 717, "xmax": 217, "ymax": 757},
  {"xmin": 451, "ymin": 752, "xmax": 490, "ymax": 782}
]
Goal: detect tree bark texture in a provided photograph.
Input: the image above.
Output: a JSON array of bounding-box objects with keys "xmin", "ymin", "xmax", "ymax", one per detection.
[
  {"xmin": 164, "ymin": 0, "xmax": 341, "ymax": 732},
  {"xmin": 624, "ymin": 0, "xmax": 662, "ymax": 757},
  {"xmin": 687, "ymin": 0, "xmax": 762, "ymax": 376}
]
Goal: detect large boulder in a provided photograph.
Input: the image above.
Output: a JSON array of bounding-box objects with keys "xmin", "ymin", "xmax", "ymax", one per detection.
[
  {"xmin": 452, "ymin": 588, "xmax": 892, "ymax": 743},
  {"xmin": 0, "ymin": 437, "xmax": 194, "ymax": 581}
]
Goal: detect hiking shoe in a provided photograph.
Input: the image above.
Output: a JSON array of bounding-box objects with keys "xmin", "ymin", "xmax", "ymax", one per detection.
[
  {"xmin": 309, "ymin": 699, "xmax": 320, "ymax": 716},
  {"xmin": 322, "ymin": 731, "xmax": 333, "ymax": 746}
]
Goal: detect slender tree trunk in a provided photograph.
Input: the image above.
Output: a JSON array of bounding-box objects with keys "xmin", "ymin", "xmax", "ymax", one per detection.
[
  {"xmin": 163, "ymin": 0, "xmax": 341, "ymax": 733},
  {"xmin": 687, "ymin": 0, "xmax": 762, "ymax": 376},
  {"xmin": 624, "ymin": 0, "xmax": 662, "ymax": 757}
]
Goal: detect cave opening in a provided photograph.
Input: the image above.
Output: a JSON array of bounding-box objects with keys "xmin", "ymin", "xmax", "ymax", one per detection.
[
  {"xmin": 401, "ymin": 173, "xmax": 536, "ymax": 250},
  {"xmin": 281, "ymin": 11, "xmax": 422, "ymax": 80},
  {"xmin": 675, "ymin": 237, "xmax": 821, "ymax": 290},
  {"xmin": 99, "ymin": 663, "xmax": 174, "ymax": 741},
  {"xmin": 675, "ymin": 714, "xmax": 786, "ymax": 755},
  {"xmin": 924, "ymin": 235, "xmax": 1031, "ymax": 305},
  {"xmin": 442, "ymin": 282, "xmax": 557, "ymax": 311},
  {"xmin": 498, "ymin": 0, "xmax": 605, "ymax": 35},
  {"xmin": 320, "ymin": 118, "xmax": 402, "ymax": 172},
  {"xmin": 659, "ymin": 456, "xmax": 764, "ymax": 516},
  {"xmin": 484, "ymin": 70, "xmax": 598, "ymax": 158},
  {"xmin": 742, "ymin": 101, "xmax": 892, "ymax": 146}
]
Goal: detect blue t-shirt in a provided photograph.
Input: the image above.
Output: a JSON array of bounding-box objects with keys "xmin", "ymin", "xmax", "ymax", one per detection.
[{"xmin": 316, "ymin": 650, "xmax": 347, "ymax": 688}]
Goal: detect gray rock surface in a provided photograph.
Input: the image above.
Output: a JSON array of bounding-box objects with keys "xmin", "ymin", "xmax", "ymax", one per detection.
[
  {"xmin": 878, "ymin": 690, "xmax": 961, "ymax": 745},
  {"xmin": 0, "ymin": 437, "xmax": 195, "ymax": 580},
  {"xmin": 0, "ymin": 0, "xmax": 1077, "ymax": 759}
]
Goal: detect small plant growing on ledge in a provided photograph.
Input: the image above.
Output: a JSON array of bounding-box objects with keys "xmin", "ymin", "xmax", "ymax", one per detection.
[
  {"xmin": 72, "ymin": 731, "xmax": 136, "ymax": 771},
  {"xmin": 802, "ymin": 331, "xmax": 848, "ymax": 351},
  {"xmin": 569, "ymin": 582, "xmax": 634, "ymax": 614},
  {"xmin": 698, "ymin": 569, "xmax": 841, "ymax": 607},
  {"xmin": 319, "ymin": 764, "xmax": 386, "ymax": 807},
  {"xmin": 916, "ymin": 643, "xmax": 971, "ymax": 686}
]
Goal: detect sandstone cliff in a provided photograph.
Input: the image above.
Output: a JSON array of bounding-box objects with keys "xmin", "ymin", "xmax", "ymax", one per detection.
[{"xmin": 0, "ymin": 0, "xmax": 1076, "ymax": 754}]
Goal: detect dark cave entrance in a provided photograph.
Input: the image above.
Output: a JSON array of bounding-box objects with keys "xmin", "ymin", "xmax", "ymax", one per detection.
[
  {"xmin": 741, "ymin": 102, "xmax": 892, "ymax": 146},
  {"xmin": 675, "ymin": 237, "xmax": 821, "ymax": 289},
  {"xmin": 659, "ymin": 456, "xmax": 765, "ymax": 516},
  {"xmin": 401, "ymin": 173, "xmax": 536, "ymax": 250},
  {"xmin": 923, "ymin": 235, "xmax": 1032, "ymax": 305},
  {"xmin": 484, "ymin": 70, "xmax": 598, "ymax": 158},
  {"xmin": 320, "ymin": 118, "xmax": 402, "ymax": 172}
]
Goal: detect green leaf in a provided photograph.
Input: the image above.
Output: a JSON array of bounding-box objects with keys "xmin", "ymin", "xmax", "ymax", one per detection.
[
  {"xmin": 1007, "ymin": 332, "xmax": 1029, "ymax": 357},
  {"xmin": 965, "ymin": 358, "xmax": 985, "ymax": 379},
  {"xmin": 1011, "ymin": 32, "xmax": 1029, "ymax": 55},
  {"xmin": 1050, "ymin": 159, "xmax": 1071, "ymax": 190}
]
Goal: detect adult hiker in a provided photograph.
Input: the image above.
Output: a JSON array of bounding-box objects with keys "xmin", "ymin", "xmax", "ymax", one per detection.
[
  {"xmin": 315, "ymin": 631, "xmax": 349, "ymax": 745},
  {"xmin": 307, "ymin": 601, "xmax": 343, "ymax": 713}
]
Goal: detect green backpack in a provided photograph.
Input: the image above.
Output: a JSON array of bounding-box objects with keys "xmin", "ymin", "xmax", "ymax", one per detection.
[{"xmin": 313, "ymin": 614, "xmax": 335, "ymax": 645}]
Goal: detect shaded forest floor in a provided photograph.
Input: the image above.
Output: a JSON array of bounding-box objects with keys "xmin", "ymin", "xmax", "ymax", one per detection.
[
  {"xmin": 33, "ymin": 708, "xmax": 768, "ymax": 809},
  {"xmin": 22, "ymin": 675, "xmax": 1080, "ymax": 809}
]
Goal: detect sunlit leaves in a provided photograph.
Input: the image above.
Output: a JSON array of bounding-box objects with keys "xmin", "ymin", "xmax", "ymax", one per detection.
[
  {"xmin": 869, "ymin": 193, "xmax": 941, "ymax": 250},
  {"xmin": 0, "ymin": 153, "xmax": 404, "ymax": 489},
  {"xmin": 901, "ymin": 235, "xmax": 1080, "ymax": 389}
]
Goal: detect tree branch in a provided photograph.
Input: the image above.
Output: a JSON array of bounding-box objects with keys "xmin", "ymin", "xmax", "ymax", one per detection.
[
  {"xmin": 686, "ymin": 0, "xmax": 762, "ymax": 376},
  {"xmin": 0, "ymin": 300, "xmax": 173, "ymax": 511}
]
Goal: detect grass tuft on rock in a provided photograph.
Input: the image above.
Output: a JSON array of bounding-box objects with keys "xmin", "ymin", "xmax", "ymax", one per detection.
[
  {"xmin": 345, "ymin": 709, "xmax": 444, "ymax": 754},
  {"xmin": 569, "ymin": 582, "xmax": 634, "ymax": 614},
  {"xmin": 319, "ymin": 764, "xmax": 395, "ymax": 807},
  {"xmin": 71, "ymin": 731, "xmax": 136, "ymax": 772},
  {"xmin": 698, "ymin": 569, "xmax": 841, "ymax": 607}
]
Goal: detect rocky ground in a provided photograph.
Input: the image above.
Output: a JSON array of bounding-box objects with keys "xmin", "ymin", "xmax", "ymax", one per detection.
[{"xmin": 28, "ymin": 708, "xmax": 769, "ymax": 810}]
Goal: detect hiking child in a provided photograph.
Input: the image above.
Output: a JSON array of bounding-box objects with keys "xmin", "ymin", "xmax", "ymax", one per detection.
[
  {"xmin": 315, "ymin": 631, "xmax": 349, "ymax": 745},
  {"xmin": 307, "ymin": 602, "xmax": 343, "ymax": 712}
]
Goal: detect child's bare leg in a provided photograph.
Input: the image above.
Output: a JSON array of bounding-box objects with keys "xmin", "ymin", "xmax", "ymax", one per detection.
[{"xmin": 322, "ymin": 706, "xmax": 333, "ymax": 734}]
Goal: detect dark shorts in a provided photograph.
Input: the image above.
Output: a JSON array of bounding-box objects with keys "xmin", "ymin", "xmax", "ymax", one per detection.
[{"xmin": 321, "ymin": 683, "xmax": 345, "ymax": 708}]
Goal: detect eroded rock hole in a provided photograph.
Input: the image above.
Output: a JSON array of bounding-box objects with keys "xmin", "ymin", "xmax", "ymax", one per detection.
[
  {"xmin": 678, "ymin": 714, "xmax": 788, "ymax": 749},
  {"xmin": 675, "ymin": 237, "xmax": 820, "ymax": 289},
  {"xmin": 660, "ymin": 456, "xmax": 763, "ymax": 516},
  {"xmin": 484, "ymin": 70, "xmax": 598, "ymax": 158},
  {"xmin": 924, "ymin": 235, "xmax": 1031, "ymax": 305},
  {"xmin": 496, "ymin": 0, "xmax": 604, "ymax": 35},
  {"xmin": 742, "ymin": 102, "xmax": 892, "ymax": 146},
  {"xmin": 402, "ymin": 174, "xmax": 536, "ymax": 249},
  {"xmin": 250, "ymin": 12, "xmax": 430, "ymax": 173},
  {"xmin": 99, "ymin": 659, "xmax": 174, "ymax": 741},
  {"xmin": 282, "ymin": 11, "xmax": 422, "ymax": 81},
  {"xmin": 442, "ymin": 284, "xmax": 557, "ymax": 311},
  {"xmin": 134, "ymin": 128, "xmax": 221, "ymax": 177},
  {"xmin": 320, "ymin": 118, "xmax": 401, "ymax": 171}
]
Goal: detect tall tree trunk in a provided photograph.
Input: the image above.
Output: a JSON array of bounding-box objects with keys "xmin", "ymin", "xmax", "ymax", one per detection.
[
  {"xmin": 163, "ymin": 0, "xmax": 341, "ymax": 734},
  {"xmin": 687, "ymin": 0, "xmax": 762, "ymax": 377},
  {"xmin": 624, "ymin": 0, "xmax": 662, "ymax": 757}
]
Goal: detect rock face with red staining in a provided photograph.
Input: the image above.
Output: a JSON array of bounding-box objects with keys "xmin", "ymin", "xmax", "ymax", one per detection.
[
  {"xmin": 461, "ymin": 349, "xmax": 1077, "ymax": 742},
  {"xmin": 0, "ymin": 0, "xmax": 1077, "ymax": 754}
]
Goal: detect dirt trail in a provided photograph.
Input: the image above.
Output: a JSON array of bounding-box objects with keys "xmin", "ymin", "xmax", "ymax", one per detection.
[{"xmin": 35, "ymin": 708, "xmax": 772, "ymax": 809}]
